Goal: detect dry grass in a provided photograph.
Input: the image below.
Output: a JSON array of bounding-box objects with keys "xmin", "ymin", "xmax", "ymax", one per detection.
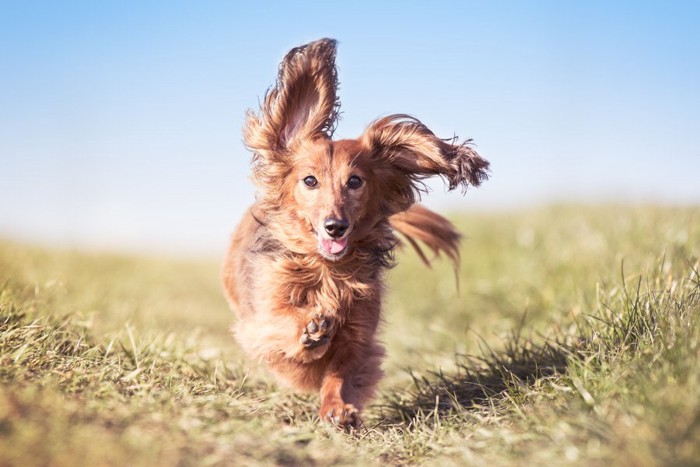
[{"xmin": 1, "ymin": 204, "xmax": 699, "ymax": 465}]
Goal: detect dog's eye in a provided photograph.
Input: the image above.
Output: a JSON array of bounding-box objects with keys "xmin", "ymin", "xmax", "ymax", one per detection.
[
  {"xmin": 303, "ymin": 175, "xmax": 318, "ymax": 188},
  {"xmin": 347, "ymin": 175, "xmax": 363, "ymax": 190}
]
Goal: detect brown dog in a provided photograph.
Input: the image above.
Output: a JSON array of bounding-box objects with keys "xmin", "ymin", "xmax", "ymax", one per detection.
[{"xmin": 222, "ymin": 38, "xmax": 489, "ymax": 428}]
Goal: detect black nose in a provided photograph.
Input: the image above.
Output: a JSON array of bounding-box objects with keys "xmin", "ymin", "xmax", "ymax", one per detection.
[{"xmin": 324, "ymin": 218, "xmax": 349, "ymax": 238}]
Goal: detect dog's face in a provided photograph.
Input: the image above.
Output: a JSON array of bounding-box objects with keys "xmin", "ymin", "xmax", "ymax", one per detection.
[
  {"xmin": 286, "ymin": 138, "xmax": 373, "ymax": 260},
  {"xmin": 243, "ymin": 39, "xmax": 489, "ymax": 260}
]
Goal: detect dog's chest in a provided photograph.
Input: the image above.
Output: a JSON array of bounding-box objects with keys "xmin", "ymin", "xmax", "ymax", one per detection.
[{"xmin": 274, "ymin": 256, "xmax": 377, "ymax": 315}]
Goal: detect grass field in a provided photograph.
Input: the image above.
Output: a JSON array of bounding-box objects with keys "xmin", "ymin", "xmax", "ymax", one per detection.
[{"xmin": 1, "ymin": 205, "xmax": 699, "ymax": 466}]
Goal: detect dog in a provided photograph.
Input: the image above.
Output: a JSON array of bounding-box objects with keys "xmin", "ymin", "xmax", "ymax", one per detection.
[{"xmin": 222, "ymin": 38, "xmax": 489, "ymax": 429}]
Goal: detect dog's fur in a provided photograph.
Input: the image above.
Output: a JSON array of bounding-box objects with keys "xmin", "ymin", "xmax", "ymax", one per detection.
[{"xmin": 222, "ymin": 39, "xmax": 489, "ymax": 428}]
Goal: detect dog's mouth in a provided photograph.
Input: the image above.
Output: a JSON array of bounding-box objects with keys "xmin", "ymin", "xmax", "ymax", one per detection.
[
  {"xmin": 310, "ymin": 220, "xmax": 352, "ymax": 260},
  {"xmin": 316, "ymin": 232, "xmax": 352, "ymax": 260},
  {"xmin": 319, "ymin": 237, "xmax": 348, "ymax": 256}
]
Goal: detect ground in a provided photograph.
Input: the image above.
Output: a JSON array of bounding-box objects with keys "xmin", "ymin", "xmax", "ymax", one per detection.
[{"xmin": 1, "ymin": 205, "xmax": 699, "ymax": 466}]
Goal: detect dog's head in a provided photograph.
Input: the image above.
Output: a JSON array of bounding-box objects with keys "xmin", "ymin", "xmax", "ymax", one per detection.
[{"xmin": 244, "ymin": 39, "xmax": 489, "ymax": 261}]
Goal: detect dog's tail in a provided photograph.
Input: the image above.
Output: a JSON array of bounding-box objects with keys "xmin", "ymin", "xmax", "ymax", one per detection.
[{"xmin": 389, "ymin": 204, "xmax": 461, "ymax": 268}]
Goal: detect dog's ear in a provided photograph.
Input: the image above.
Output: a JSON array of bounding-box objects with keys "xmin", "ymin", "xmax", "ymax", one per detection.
[
  {"xmin": 362, "ymin": 114, "xmax": 489, "ymax": 212},
  {"xmin": 244, "ymin": 38, "xmax": 339, "ymax": 159}
]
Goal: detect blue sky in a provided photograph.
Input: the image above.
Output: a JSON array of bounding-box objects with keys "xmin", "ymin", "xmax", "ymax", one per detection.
[{"xmin": 1, "ymin": 1, "xmax": 698, "ymax": 255}]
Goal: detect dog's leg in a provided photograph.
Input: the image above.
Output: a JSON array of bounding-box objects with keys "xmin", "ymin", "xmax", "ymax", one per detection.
[
  {"xmin": 318, "ymin": 335, "xmax": 385, "ymax": 429},
  {"xmin": 233, "ymin": 305, "xmax": 338, "ymax": 367},
  {"xmin": 319, "ymin": 371, "xmax": 360, "ymax": 428}
]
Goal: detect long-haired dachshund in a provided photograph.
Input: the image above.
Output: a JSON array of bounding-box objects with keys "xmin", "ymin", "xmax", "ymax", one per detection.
[{"xmin": 222, "ymin": 38, "xmax": 489, "ymax": 429}]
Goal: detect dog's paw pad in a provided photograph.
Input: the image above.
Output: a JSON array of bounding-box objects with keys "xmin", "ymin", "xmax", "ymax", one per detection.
[
  {"xmin": 301, "ymin": 315, "xmax": 334, "ymax": 349},
  {"xmin": 306, "ymin": 319, "xmax": 319, "ymax": 334}
]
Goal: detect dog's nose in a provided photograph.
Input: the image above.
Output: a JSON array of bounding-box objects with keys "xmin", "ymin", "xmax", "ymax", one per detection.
[{"xmin": 324, "ymin": 218, "xmax": 349, "ymax": 238}]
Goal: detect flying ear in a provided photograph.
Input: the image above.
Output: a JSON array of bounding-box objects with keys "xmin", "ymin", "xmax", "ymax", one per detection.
[
  {"xmin": 244, "ymin": 38, "xmax": 340, "ymax": 157},
  {"xmin": 362, "ymin": 114, "xmax": 490, "ymax": 212}
]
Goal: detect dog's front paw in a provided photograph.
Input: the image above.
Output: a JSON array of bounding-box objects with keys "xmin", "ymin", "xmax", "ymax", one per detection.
[
  {"xmin": 320, "ymin": 400, "xmax": 360, "ymax": 430},
  {"xmin": 300, "ymin": 314, "xmax": 334, "ymax": 349}
]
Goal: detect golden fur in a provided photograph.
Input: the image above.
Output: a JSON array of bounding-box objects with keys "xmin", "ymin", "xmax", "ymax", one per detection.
[{"xmin": 222, "ymin": 38, "xmax": 489, "ymax": 428}]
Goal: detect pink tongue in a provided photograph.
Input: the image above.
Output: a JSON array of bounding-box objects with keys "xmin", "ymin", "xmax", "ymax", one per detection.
[{"xmin": 322, "ymin": 238, "xmax": 348, "ymax": 254}]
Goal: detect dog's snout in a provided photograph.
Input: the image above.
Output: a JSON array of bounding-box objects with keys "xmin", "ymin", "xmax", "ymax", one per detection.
[{"xmin": 324, "ymin": 218, "xmax": 349, "ymax": 238}]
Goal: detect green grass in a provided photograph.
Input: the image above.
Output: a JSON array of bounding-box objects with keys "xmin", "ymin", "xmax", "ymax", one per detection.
[{"xmin": 1, "ymin": 204, "xmax": 699, "ymax": 466}]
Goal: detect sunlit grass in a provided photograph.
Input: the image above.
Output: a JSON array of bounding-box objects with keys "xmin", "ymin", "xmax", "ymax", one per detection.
[{"xmin": 1, "ymin": 204, "xmax": 699, "ymax": 465}]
